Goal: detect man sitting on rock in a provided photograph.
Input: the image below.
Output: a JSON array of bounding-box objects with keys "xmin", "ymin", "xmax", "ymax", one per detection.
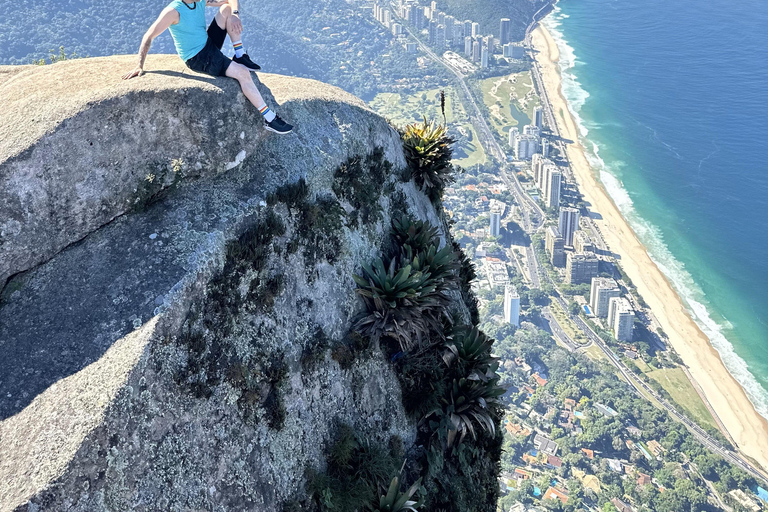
[{"xmin": 123, "ymin": 0, "xmax": 293, "ymax": 134}]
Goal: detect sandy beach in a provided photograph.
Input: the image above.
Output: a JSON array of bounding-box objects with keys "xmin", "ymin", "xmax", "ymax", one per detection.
[{"xmin": 531, "ymin": 23, "xmax": 768, "ymax": 473}]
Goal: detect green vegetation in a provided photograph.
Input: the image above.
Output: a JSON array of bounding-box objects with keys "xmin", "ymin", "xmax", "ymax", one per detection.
[
  {"xmin": 351, "ymin": 209, "xmax": 503, "ymax": 510},
  {"xmin": 371, "ymin": 475, "xmax": 423, "ymax": 512},
  {"xmin": 402, "ymin": 117, "xmax": 457, "ymax": 202},
  {"xmin": 369, "ymin": 88, "xmax": 487, "ymax": 168},
  {"xmin": 332, "ymin": 148, "xmax": 391, "ymax": 229},
  {"xmin": 307, "ymin": 425, "xmax": 415, "ymax": 512},
  {"xmin": 476, "ymin": 72, "xmax": 541, "ymax": 144},
  {"xmin": 353, "ymin": 216, "xmax": 459, "ymax": 351},
  {"xmin": 647, "ymin": 368, "xmax": 719, "ymax": 432}
]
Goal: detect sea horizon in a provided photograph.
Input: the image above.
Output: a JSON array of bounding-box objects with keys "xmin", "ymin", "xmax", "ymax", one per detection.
[{"xmin": 541, "ymin": 0, "xmax": 768, "ymax": 418}]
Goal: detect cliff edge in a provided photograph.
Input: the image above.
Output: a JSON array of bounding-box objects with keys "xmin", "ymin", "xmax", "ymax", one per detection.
[{"xmin": 0, "ymin": 55, "xmax": 436, "ymax": 511}]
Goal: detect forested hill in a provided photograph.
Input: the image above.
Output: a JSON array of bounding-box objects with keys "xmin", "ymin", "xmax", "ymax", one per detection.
[{"xmin": 0, "ymin": 0, "xmax": 547, "ymax": 97}]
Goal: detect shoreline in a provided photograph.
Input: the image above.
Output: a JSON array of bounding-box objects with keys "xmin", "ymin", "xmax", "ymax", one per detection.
[{"xmin": 530, "ymin": 22, "xmax": 768, "ymax": 472}]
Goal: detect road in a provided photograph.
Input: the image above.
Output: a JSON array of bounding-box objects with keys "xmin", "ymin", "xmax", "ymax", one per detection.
[{"xmin": 393, "ymin": 4, "xmax": 768, "ymax": 486}]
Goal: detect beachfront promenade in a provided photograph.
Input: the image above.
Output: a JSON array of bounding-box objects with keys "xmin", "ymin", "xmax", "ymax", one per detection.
[{"xmin": 400, "ymin": 6, "xmax": 768, "ymax": 486}]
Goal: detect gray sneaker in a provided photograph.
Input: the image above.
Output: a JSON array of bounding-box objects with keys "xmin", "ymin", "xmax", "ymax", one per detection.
[{"xmin": 265, "ymin": 115, "xmax": 293, "ymax": 134}]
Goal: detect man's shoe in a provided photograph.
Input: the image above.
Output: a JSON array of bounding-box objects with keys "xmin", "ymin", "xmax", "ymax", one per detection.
[
  {"xmin": 233, "ymin": 54, "xmax": 261, "ymax": 71},
  {"xmin": 265, "ymin": 115, "xmax": 293, "ymax": 134}
]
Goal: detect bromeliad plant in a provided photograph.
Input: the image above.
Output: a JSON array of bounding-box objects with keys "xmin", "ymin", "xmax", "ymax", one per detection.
[
  {"xmin": 428, "ymin": 376, "xmax": 505, "ymax": 448},
  {"xmin": 402, "ymin": 117, "xmax": 456, "ymax": 203},
  {"xmin": 354, "ymin": 218, "xmax": 460, "ymax": 352},
  {"xmin": 353, "ymin": 256, "xmax": 446, "ymax": 352},
  {"xmin": 442, "ymin": 327, "xmax": 499, "ymax": 383},
  {"xmin": 371, "ymin": 475, "xmax": 423, "ymax": 512},
  {"xmin": 391, "ymin": 215, "xmax": 440, "ymax": 253}
]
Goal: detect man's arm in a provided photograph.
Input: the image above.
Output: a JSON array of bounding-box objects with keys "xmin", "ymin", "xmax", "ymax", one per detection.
[{"xmin": 123, "ymin": 8, "xmax": 179, "ymax": 80}]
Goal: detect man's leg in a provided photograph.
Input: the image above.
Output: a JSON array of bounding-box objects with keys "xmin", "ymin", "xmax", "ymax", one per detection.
[
  {"xmin": 226, "ymin": 62, "xmax": 293, "ymax": 133},
  {"xmin": 214, "ymin": 5, "xmax": 259, "ymax": 69}
]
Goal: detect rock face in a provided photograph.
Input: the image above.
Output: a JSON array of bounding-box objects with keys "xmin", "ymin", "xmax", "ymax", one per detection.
[{"xmin": 0, "ymin": 56, "xmax": 456, "ymax": 511}]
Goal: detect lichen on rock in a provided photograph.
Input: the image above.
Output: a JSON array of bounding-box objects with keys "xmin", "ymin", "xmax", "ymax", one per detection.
[{"xmin": 0, "ymin": 55, "xmax": 496, "ymax": 512}]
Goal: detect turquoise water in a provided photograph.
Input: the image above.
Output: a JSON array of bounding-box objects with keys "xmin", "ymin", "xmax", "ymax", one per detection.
[{"xmin": 543, "ymin": 0, "xmax": 768, "ymax": 417}]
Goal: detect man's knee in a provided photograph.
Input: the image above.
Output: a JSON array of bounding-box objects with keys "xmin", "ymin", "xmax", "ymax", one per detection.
[
  {"xmin": 218, "ymin": 3, "xmax": 232, "ymax": 16},
  {"xmin": 226, "ymin": 62, "xmax": 248, "ymax": 80}
]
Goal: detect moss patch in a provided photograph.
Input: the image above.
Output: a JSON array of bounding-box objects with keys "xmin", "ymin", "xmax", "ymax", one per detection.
[{"xmin": 332, "ymin": 147, "xmax": 392, "ymax": 229}]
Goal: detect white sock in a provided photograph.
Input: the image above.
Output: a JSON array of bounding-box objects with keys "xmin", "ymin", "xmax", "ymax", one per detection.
[
  {"xmin": 233, "ymin": 40, "xmax": 245, "ymax": 58},
  {"xmin": 259, "ymin": 105, "xmax": 276, "ymax": 122}
]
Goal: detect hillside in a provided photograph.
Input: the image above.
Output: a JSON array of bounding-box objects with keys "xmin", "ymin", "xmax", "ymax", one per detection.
[{"xmin": 0, "ymin": 56, "xmax": 500, "ymax": 511}]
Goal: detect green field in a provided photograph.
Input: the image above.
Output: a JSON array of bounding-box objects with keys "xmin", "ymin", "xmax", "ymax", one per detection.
[
  {"xmin": 647, "ymin": 368, "xmax": 719, "ymax": 432},
  {"xmin": 368, "ymin": 87, "xmax": 487, "ymax": 168},
  {"xmin": 477, "ymin": 72, "xmax": 541, "ymax": 144}
]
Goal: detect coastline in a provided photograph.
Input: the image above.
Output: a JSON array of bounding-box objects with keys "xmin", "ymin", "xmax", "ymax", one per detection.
[{"xmin": 530, "ymin": 22, "xmax": 768, "ymax": 472}]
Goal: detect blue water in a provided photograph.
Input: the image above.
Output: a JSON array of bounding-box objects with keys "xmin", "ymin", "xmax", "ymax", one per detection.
[{"xmin": 542, "ymin": 0, "xmax": 768, "ymax": 417}]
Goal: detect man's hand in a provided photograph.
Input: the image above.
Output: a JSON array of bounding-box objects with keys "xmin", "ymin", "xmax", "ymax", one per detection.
[
  {"xmin": 228, "ymin": 12, "xmax": 243, "ymax": 34},
  {"xmin": 123, "ymin": 66, "xmax": 144, "ymax": 80}
]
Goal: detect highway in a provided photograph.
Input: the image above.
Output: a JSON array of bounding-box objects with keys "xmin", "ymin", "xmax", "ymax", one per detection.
[{"xmin": 393, "ymin": 5, "xmax": 768, "ymax": 486}]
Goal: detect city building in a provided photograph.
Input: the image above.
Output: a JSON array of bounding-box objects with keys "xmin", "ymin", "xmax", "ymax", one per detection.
[
  {"xmin": 391, "ymin": 23, "xmax": 403, "ymax": 36},
  {"xmin": 472, "ymin": 21, "xmax": 480, "ymax": 37},
  {"xmin": 533, "ymin": 105, "xmax": 544, "ymax": 130},
  {"xmin": 431, "ymin": 0, "xmax": 437, "ymax": 13},
  {"xmin": 566, "ymin": 251, "xmax": 599, "ymax": 284},
  {"xmin": 484, "ymin": 258, "xmax": 509, "ymax": 290},
  {"xmin": 541, "ymin": 137, "xmax": 550, "ymax": 157},
  {"xmin": 545, "ymin": 226, "xmax": 566, "ymax": 267},
  {"xmin": 608, "ymin": 297, "xmax": 634, "ymax": 341},
  {"xmin": 573, "ymin": 231, "xmax": 594, "ymax": 254},
  {"xmin": 472, "ymin": 40, "xmax": 481, "ymax": 62},
  {"xmin": 500, "ymin": 18, "xmax": 511, "ymax": 46},
  {"xmin": 452, "ymin": 20, "xmax": 464, "ymax": 44},
  {"xmin": 508, "ymin": 126, "xmax": 519, "ymax": 147},
  {"xmin": 480, "ymin": 46, "xmax": 489, "ymax": 68},
  {"xmin": 464, "ymin": 36, "xmax": 473, "ymax": 57},
  {"xmin": 544, "ymin": 168, "xmax": 561, "ymax": 208},
  {"xmin": 523, "ymin": 124, "xmax": 540, "ymax": 138},
  {"xmin": 503, "ymin": 44, "xmax": 525, "ymax": 59},
  {"xmin": 463, "ymin": 20, "xmax": 473, "ymax": 39},
  {"xmin": 383, "ymin": 9, "xmax": 391, "ymax": 25},
  {"xmin": 429, "ymin": 19, "xmax": 437, "ymax": 44},
  {"xmin": 514, "ymin": 135, "xmax": 538, "ymax": 160},
  {"xmin": 484, "ymin": 35, "xmax": 495, "ymax": 54},
  {"xmin": 444, "ymin": 15, "xmax": 455, "ymax": 39},
  {"xmin": 558, "ymin": 207, "xmax": 580, "ymax": 246},
  {"xmin": 437, "ymin": 11, "xmax": 445, "ymax": 26},
  {"xmin": 590, "ymin": 277, "xmax": 621, "ymax": 318},
  {"xmin": 489, "ymin": 208, "xmax": 501, "ymax": 236},
  {"xmin": 532, "ymin": 154, "xmax": 550, "ymax": 187},
  {"xmin": 503, "ymin": 284, "xmax": 520, "ymax": 326},
  {"xmin": 404, "ymin": 42, "xmax": 418, "ymax": 53},
  {"xmin": 533, "ymin": 434, "xmax": 559, "ymax": 456},
  {"xmin": 436, "ymin": 24, "xmax": 446, "ymax": 48}
]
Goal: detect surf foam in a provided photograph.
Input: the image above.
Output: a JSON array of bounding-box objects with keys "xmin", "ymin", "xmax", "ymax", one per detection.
[{"xmin": 542, "ymin": 6, "xmax": 768, "ymax": 420}]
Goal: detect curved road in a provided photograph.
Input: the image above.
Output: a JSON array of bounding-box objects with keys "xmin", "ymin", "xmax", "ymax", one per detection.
[{"xmin": 394, "ymin": 5, "xmax": 768, "ymax": 486}]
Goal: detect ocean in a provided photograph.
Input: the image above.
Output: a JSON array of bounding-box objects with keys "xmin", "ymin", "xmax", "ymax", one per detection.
[{"xmin": 542, "ymin": 0, "xmax": 768, "ymax": 417}]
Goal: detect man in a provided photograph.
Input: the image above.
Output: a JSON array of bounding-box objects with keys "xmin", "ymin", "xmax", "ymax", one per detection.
[{"xmin": 123, "ymin": 0, "xmax": 293, "ymax": 134}]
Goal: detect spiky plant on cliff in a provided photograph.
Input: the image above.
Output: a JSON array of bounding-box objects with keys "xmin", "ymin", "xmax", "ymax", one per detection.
[
  {"xmin": 430, "ymin": 377, "xmax": 505, "ymax": 448},
  {"xmin": 442, "ymin": 327, "xmax": 499, "ymax": 383},
  {"xmin": 402, "ymin": 118, "xmax": 456, "ymax": 203},
  {"xmin": 371, "ymin": 476, "xmax": 423, "ymax": 512},
  {"xmin": 354, "ymin": 217, "xmax": 460, "ymax": 352},
  {"xmin": 353, "ymin": 256, "xmax": 446, "ymax": 352},
  {"xmin": 391, "ymin": 215, "xmax": 440, "ymax": 253}
]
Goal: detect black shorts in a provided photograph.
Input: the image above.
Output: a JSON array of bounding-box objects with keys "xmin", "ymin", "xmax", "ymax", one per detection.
[{"xmin": 184, "ymin": 20, "xmax": 231, "ymax": 77}]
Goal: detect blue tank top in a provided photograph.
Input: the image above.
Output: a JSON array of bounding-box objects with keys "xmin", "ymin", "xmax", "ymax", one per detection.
[{"xmin": 168, "ymin": 0, "xmax": 207, "ymax": 62}]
